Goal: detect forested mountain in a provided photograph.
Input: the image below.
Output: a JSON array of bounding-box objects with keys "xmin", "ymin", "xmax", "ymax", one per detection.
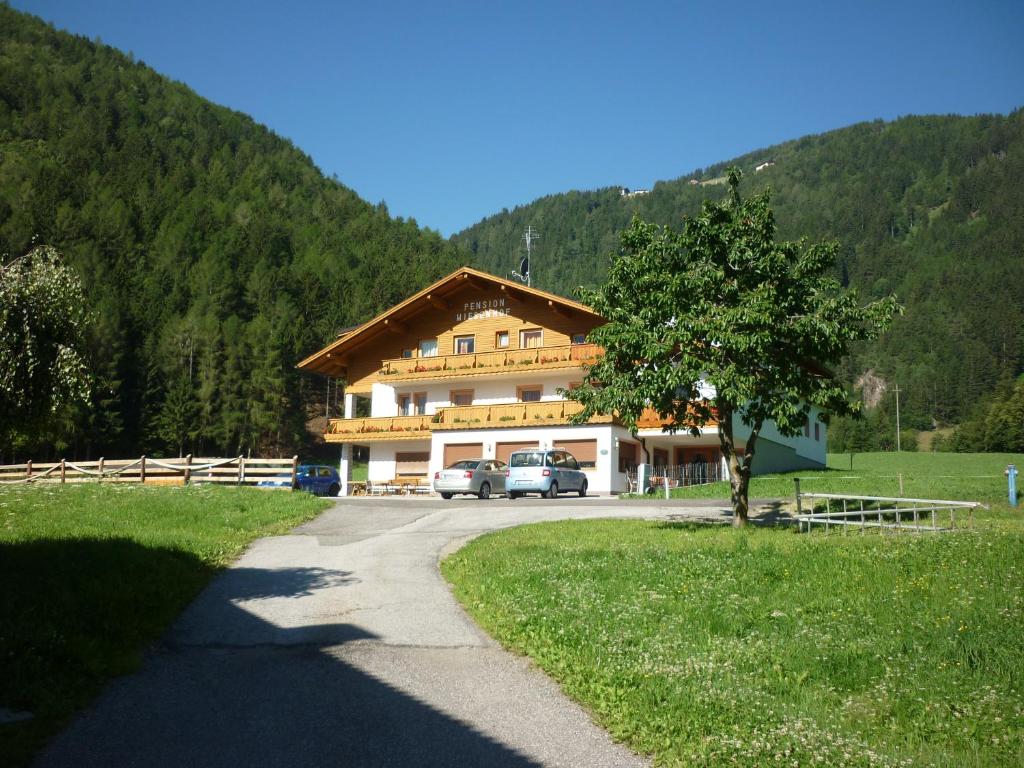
[
  {"xmin": 454, "ymin": 110, "xmax": 1024, "ymax": 444},
  {"xmin": 0, "ymin": 6, "xmax": 463, "ymax": 459},
  {"xmin": 3, "ymin": 4, "xmax": 1021, "ymax": 460}
]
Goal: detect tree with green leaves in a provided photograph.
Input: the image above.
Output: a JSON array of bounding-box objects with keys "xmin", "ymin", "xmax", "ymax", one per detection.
[
  {"xmin": 570, "ymin": 169, "xmax": 901, "ymax": 526},
  {"xmin": 1, "ymin": 245, "xmax": 92, "ymax": 453},
  {"xmin": 153, "ymin": 372, "xmax": 198, "ymax": 458}
]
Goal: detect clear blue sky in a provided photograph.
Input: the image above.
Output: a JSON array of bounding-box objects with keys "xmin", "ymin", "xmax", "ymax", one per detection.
[{"xmin": 12, "ymin": 1, "xmax": 1024, "ymax": 236}]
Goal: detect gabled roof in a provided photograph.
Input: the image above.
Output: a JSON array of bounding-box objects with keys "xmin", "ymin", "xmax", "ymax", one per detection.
[{"xmin": 298, "ymin": 266, "xmax": 602, "ymax": 377}]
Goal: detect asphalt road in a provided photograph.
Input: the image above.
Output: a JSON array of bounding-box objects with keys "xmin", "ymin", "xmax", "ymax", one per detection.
[{"xmin": 36, "ymin": 496, "xmax": 740, "ymax": 767}]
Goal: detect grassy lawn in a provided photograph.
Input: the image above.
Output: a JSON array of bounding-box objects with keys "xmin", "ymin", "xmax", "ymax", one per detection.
[
  {"xmin": 0, "ymin": 483, "xmax": 329, "ymax": 766},
  {"xmin": 444, "ymin": 453, "xmax": 1024, "ymax": 766},
  {"xmin": 664, "ymin": 451, "xmax": 1022, "ymax": 507}
]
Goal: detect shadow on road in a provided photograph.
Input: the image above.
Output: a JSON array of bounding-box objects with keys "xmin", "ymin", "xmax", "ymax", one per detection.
[{"xmin": 33, "ymin": 554, "xmax": 544, "ymax": 767}]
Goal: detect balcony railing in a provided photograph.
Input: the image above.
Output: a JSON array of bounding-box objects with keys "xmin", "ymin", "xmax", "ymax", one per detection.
[
  {"xmin": 323, "ymin": 402, "xmax": 712, "ymax": 441},
  {"xmin": 324, "ymin": 414, "xmax": 433, "ymax": 442},
  {"xmin": 635, "ymin": 406, "xmax": 718, "ymax": 430},
  {"xmin": 324, "ymin": 399, "xmax": 618, "ymax": 441},
  {"xmin": 377, "ymin": 343, "xmax": 601, "ymax": 381},
  {"xmin": 432, "ymin": 399, "xmax": 616, "ymax": 430}
]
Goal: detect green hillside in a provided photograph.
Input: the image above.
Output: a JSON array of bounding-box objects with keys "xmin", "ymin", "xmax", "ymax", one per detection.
[
  {"xmin": 0, "ymin": 6, "xmax": 463, "ymax": 459},
  {"xmin": 455, "ymin": 112, "xmax": 1024, "ymax": 436}
]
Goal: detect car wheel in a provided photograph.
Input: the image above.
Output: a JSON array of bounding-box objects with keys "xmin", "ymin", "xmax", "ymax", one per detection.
[
  {"xmin": 545, "ymin": 481, "xmax": 558, "ymax": 499},
  {"xmin": 507, "ymin": 491, "xmax": 520, "ymax": 500},
  {"xmin": 478, "ymin": 482, "xmax": 491, "ymax": 500},
  {"xmin": 578, "ymin": 479, "xmax": 588, "ymax": 497},
  {"xmin": 328, "ymin": 483, "xmax": 341, "ymax": 497},
  {"xmin": 441, "ymin": 492, "xmax": 453, "ymax": 500}
]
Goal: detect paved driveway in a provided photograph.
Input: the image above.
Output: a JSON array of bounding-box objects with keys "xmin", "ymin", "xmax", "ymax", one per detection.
[{"xmin": 37, "ymin": 497, "xmax": 736, "ymax": 767}]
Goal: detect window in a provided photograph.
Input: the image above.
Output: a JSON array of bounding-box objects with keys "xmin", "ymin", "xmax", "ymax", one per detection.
[
  {"xmin": 510, "ymin": 451, "xmax": 545, "ymax": 468},
  {"xmin": 454, "ymin": 335, "xmax": 475, "ymax": 354},
  {"xmin": 554, "ymin": 453, "xmax": 579, "ymax": 470},
  {"xmin": 495, "ymin": 330, "xmax": 509, "ymax": 349},
  {"xmin": 814, "ymin": 422, "xmax": 820, "ymax": 442},
  {"xmin": 553, "ymin": 439, "xmax": 597, "ymax": 469},
  {"xmin": 517, "ymin": 385, "xmax": 542, "ymax": 402},
  {"xmin": 318, "ymin": 467, "xmax": 333, "ymax": 478},
  {"xmin": 419, "ymin": 338, "xmax": 438, "ymax": 357},
  {"xmin": 395, "ymin": 452, "xmax": 430, "ymax": 477},
  {"xmin": 401, "ymin": 349, "xmax": 414, "ymax": 359},
  {"xmin": 398, "ymin": 392, "xmax": 426, "ymax": 415},
  {"xmin": 571, "ymin": 333, "xmax": 586, "ymax": 345},
  {"xmin": 803, "ymin": 416, "xmax": 810, "ymax": 438},
  {"xmin": 450, "ymin": 389, "xmax": 474, "ymax": 406},
  {"xmin": 520, "ymin": 329, "xmax": 543, "ymax": 349}
]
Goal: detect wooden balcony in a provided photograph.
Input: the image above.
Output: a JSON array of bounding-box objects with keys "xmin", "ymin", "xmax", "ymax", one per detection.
[
  {"xmin": 377, "ymin": 343, "xmax": 601, "ymax": 382},
  {"xmin": 433, "ymin": 400, "xmax": 617, "ymax": 430},
  {"xmin": 324, "ymin": 414, "xmax": 433, "ymax": 443},
  {"xmin": 324, "ymin": 400, "xmax": 618, "ymax": 442},
  {"xmin": 635, "ymin": 406, "xmax": 718, "ymax": 430}
]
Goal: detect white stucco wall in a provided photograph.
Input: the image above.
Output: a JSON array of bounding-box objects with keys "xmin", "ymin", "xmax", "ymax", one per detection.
[
  {"xmin": 366, "ymin": 439, "xmax": 432, "ymax": 483},
  {"xmin": 731, "ymin": 405, "xmax": 826, "ymax": 469}
]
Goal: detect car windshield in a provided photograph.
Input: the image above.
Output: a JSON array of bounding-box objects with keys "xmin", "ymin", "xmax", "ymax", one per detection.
[
  {"xmin": 447, "ymin": 460, "xmax": 480, "ymax": 470},
  {"xmin": 510, "ymin": 452, "xmax": 545, "ymax": 467}
]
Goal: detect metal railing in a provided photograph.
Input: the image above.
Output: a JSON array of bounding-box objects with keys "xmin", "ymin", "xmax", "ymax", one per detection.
[
  {"xmin": 624, "ymin": 462, "xmax": 725, "ymax": 495},
  {"xmin": 794, "ymin": 479, "xmax": 981, "ymax": 534}
]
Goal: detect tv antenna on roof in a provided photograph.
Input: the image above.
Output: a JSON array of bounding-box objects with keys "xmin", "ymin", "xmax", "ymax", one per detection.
[{"xmin": 511, "ymin": 225, "xmax": 538, "ymax": 287}]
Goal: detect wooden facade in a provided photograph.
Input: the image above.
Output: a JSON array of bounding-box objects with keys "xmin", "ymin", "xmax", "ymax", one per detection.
[{"xmin": 298, "ymin": 267, "xmax": 604, "ymax": 396}]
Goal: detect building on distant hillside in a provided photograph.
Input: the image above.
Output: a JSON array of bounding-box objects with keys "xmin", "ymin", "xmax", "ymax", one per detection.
[
  {"xmin": 298, "ymin": 267, "xmax": 825, "ymax": 495},
  {"xmin": 755, "ymin": 160, "xmax": 775, "ymax": 172},
  {"xmin": 619, "ymin": 187, "xmax": 650, "ymax": 198}
]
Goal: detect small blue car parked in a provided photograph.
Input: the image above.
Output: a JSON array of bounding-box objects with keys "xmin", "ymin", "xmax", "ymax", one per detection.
[{"xmin": 259, "ymin": 464, "xmax": 341, "ymax": 496}]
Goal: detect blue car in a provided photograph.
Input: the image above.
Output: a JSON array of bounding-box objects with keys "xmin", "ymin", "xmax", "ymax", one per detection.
[
  {"xmin": 505, "ymin": 449, "xmax": 588, "ymax": 499},
  {"xmin": 259, "ymin": 464, "xmax": 341, "ymax": 496}
]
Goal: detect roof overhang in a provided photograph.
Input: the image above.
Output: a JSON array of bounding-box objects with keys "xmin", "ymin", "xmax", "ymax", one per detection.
[{"xmin": 298, "ymin": 266, "xmax": 603, "ymax": 378}]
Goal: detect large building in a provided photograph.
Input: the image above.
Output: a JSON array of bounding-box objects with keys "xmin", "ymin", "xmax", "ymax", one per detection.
[{"xmin": 298, "ymin": 267, "xmax": 825, "ymax": 495}]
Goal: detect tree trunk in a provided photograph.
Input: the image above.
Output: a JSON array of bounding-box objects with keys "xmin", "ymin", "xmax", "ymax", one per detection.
[
  {"xmin": 729, "ymin": 457, "xmax": 750, "ymax": 528},
  {"xmin": 716, "ymin": 402, "xmax": 761, "ymax": 528}
]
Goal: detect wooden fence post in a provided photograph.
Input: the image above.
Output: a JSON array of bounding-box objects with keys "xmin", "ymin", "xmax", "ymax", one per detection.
[
  {"xmin": 238, "ymin": 455, "xmax": 245, "ymax": 485},
  {"xmin": 60, "ymin": 458, "xmax": 66, "ymax": 484},
  {"xmin": 140, "ymin": 455, "xmax": 146, "ymax": 484},
  {"xmin": 26, "ymin": 459, "xmax": 32, "ymax": 480},
  {"xmin": 98, "ymin": 457, "xmax": 105, "ymax": 482},
  {"xmin": 184, "ymin": 454, "xmax": 192, "ymax": 485},
  {"xmin": 290, "ymin": 455, "xmax": 299, "ymax": 491}
]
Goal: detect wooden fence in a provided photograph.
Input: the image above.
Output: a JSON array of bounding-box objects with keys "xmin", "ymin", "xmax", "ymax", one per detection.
[{"xmin": 0, "ymin": 455, "xmax": 298, "ymax": 488}]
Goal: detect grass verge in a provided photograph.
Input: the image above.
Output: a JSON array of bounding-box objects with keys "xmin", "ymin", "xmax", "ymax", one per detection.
[
  {"xmin": 444, "ymin": 518, "xmax": 1024, "ymax": 766},
  {"xmin": 0, "ymin": 482, "xmax": 328, "ymax": 766}
]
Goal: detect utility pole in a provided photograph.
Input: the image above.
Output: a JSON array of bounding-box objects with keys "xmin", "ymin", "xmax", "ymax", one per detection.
[{"xmin": 893, "ymin": 384, "xmax": 902, "ymax": 452}]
